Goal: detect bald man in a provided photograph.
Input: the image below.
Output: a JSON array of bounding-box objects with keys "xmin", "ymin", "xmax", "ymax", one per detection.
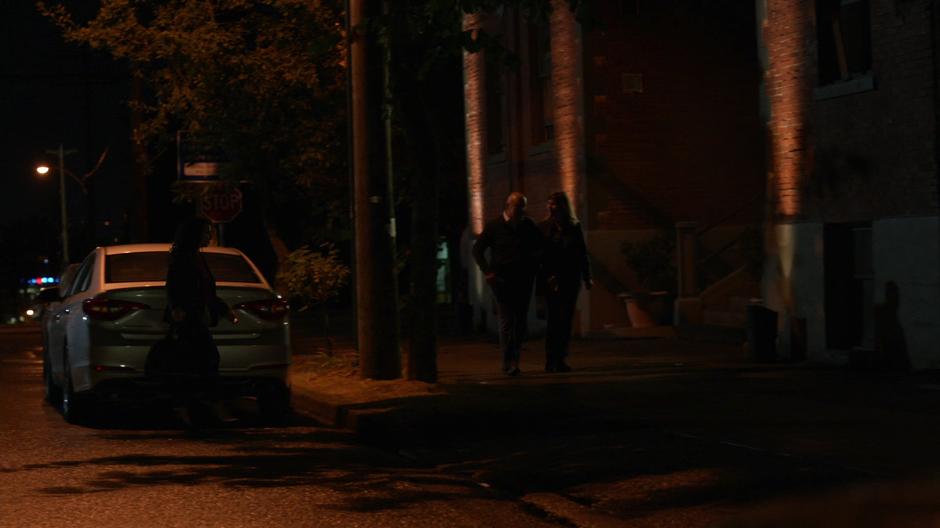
[{"xmin": 472, "ymin": 192, "xmax": 544, "ymax": 376}]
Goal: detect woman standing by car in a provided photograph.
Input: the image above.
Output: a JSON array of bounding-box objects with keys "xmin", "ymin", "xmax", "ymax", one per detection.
[
  {"xmin": 538, "ymin": 192, "xmax": 592, "ymax": 372},
  {"xmin": 165, "ymin": 216, "xmax": 234, "ymax": 424}
]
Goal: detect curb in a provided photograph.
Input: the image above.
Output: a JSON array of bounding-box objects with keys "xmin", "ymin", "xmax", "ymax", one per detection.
[
  {"xmin": 290, "ymin": 386, "xmax": 423, "ymax": 447},
  {"xmin": 290, "ymin": 386, "xmax": 346, "ymax": 427}
]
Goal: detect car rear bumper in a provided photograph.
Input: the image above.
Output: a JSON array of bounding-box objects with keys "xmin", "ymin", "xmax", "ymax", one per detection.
[
  {"xmin": 86, "ymin": 375, "xmax": 290, "ymax": 403},
  {"xmin": 73, "ymin": 344, "xmax": 290, "ymax": 393}
]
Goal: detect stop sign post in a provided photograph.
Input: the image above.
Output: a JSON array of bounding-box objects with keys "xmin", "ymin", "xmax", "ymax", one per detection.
[{"xmin": 201, "ymin": 186, "xmax": 243, "ymax": 224}]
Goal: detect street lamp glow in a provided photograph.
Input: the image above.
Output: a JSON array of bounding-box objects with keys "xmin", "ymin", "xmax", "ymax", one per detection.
[{"xmin": 36, "ymin": 165, "xmax": 50, "ymax": 175}]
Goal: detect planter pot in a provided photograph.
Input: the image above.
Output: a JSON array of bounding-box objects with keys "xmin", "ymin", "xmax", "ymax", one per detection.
[{"xmin": 620, "ymin": 291, "xmax": 675, "ymax": 328}]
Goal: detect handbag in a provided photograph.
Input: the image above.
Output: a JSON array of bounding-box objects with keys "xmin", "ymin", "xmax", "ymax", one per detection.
[
  {"xmin": 145, "ymin": 325, "xmax": 212, "ymax": 379},
  {"xmin": 145, "ymin": 328, "xmax": 185, "ymax": 379}
]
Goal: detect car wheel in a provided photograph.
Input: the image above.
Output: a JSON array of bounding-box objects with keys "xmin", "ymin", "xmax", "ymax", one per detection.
[
  {"xmin": 257, "ymin": 383, "xmax": 291, "ymax": 425},
  {"xmin": 61, "ymin": 353, "xmax": 90, "ymax": 424},
  {"xmin": 43, "ymin": 353, "xmax": 62, "ymax": 406}
]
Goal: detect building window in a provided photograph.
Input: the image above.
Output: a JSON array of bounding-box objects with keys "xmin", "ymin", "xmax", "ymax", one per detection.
[
  {"xmin": 485, "ymin": 58, "xmax": 504, "ymax": 155},
  {"xmin": 436, "ymin": 239, "xmax": 451, "ymax": 304},
  {"xmin": 529, "ymin": 22, "xmax": 553, "ymax": 145},
  {"xmin": 816, "ymin": 0, "xmax": 872, "ymax": 85}
]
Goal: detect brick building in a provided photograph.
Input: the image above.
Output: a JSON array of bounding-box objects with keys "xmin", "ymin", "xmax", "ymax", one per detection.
[
  {"xmin": 462, "ymin": 0, "xmax": 766, "ymax": 336},
  {"xmin": 760, "ymin": 0, "xmax": 940, "ymax": 368},
  {"xmin": 462, "ymin": 0, "xmax": 940, "ymax": 368}
]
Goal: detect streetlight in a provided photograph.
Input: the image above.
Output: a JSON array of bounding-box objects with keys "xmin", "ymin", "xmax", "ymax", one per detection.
[{"xmin": 35, "ymin": 144, "xmax": 76, "ymax": 267}]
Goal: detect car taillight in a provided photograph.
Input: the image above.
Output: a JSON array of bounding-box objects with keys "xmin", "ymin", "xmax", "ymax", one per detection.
[
  {"xmin": 82, "ymin": 297, "xmax": 150, "ymax": 321},
  {"xmin": 235, "ymin": 298, "xmax": 289, "ymax": 321}
]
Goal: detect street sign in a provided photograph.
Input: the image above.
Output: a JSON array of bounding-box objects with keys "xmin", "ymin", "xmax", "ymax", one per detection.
[
  {"xmin": 177, "ymin": 131, "xmax": 226, "ymax": 181},
  {"xmin": 201, "ymin": 186, "xmax": 243, "ymax": 224}
]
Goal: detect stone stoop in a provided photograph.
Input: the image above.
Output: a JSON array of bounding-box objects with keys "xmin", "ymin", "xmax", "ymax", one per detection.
[
  {"xmin": 700, "ymin": 266, "xmax": 760, "ymax": 329},
  {"xmin": 703, "ymin": 295, "xmax": 752, "ymax": 328}
]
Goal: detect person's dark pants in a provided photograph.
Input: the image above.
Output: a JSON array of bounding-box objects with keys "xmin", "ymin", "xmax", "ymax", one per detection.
[
  {"xmin": 171, "ymin": 320, "xmax": 222, "ymax": 405},
  {"xmin": 494, "ymin": 274, "xmax": 535, "ymax": 370},
  {"xmin": 545, "ymin": 281, "xmax": 580, "ymax": 368}
]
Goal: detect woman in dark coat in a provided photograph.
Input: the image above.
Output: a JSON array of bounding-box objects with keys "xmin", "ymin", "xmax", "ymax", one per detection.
[
  {"xmin": 165, "ymin": 217, "xmax": 233, "ymax": 422},
  {"xmin": 538, "ymin": 192, "xmax": 592, "ymax": 372}
]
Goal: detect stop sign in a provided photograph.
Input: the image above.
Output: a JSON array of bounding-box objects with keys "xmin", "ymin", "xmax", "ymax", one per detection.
[{"xmin": 201, "ymin": 187, "xmax": 243, "ymax": 223}]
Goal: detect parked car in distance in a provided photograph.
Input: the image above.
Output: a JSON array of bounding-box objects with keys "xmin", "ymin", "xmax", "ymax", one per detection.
[{"xmin": 40, "ymin": 244, "xmax": 291, "ymax": 424}]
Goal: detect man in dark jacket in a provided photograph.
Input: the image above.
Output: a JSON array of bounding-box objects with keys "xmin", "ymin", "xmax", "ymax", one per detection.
[{"xmin": 472, "ymin": 192, "xmax": 543, "ymax": 375}]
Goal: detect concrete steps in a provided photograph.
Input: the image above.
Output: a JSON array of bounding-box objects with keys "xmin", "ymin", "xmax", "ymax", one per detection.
[{"xmin": 702, "ymin": 295, "xmax": 752, "ymax": 328}]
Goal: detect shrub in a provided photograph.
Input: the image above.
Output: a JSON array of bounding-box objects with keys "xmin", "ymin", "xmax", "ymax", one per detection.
[{"xmin": 276, "ymin": 243, "xmax": 350, "ymax": 310}]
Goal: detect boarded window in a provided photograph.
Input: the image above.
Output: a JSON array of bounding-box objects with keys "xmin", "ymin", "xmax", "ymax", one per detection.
[{"xmin": 817, "ymin": 0, "xmax": 872, "ymax": 85}]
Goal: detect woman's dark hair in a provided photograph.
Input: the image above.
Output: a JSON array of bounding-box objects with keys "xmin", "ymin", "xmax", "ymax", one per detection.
[
  {"xmin": 171, "ymin": 217, "xmax": 209, "ymax": 254},
  {"xmin": 548, "ymin": 191, "xmax": 577, "ymax": 225}
]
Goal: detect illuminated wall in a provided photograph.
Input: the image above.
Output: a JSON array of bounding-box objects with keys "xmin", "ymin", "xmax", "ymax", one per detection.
[
  {"xmin": 549, "ymin": 0, "xmax": 586, "ymax": 220},
  {"xmin": 463, "ymin": 12, "xmax": 487, "ymax": 235},
  {"xmin": 763, "ymin": 0, "xmax": 814, "ymax": 219}
]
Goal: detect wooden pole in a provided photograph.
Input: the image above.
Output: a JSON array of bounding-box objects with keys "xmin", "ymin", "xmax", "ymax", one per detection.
[{"xmin": 349, "ymin": 0, "xmax": 401, "ymax": 379}]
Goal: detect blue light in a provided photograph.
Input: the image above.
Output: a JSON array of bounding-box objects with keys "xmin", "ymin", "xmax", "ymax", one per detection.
[{"xmin": 24, "ymin": 277, "xmax": 58, "ymax": 285}]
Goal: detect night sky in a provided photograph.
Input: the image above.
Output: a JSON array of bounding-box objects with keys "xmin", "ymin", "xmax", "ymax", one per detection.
[{"xmin": 1, "ymin": 2, "xmax": 133, "ymax": 241}]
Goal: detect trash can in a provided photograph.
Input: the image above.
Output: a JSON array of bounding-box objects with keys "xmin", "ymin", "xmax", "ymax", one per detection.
[
  {"xmin": 746, "ymin": 301, "xmax": 778, "ymax": 363},
  {"xmin": 789, "ymin": 316, "xmax": 807, "ymax": 362}
]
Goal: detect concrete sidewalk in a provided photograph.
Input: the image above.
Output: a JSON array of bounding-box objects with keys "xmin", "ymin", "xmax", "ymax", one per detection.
[
  {"xmin": 288, "ymin": 336, "xmax": 767, "ymax": 447},
  {"xmin": 288, "ymin": 334, "xmax": 940, "ymax": 458},
  {"xmin": 286, "ymin": 335, "xmax": 940, "ymax": 526}
]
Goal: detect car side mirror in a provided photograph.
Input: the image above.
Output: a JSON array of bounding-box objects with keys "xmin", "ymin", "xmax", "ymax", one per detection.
[{"xmin": 36, "ymin": 287, "xmax": 62, "ymax": 304}]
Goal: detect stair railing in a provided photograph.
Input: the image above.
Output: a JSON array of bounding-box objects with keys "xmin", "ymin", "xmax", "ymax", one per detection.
[{"xmin": 675, "ymin": 201, "xmax": 760, "ymax": 325}]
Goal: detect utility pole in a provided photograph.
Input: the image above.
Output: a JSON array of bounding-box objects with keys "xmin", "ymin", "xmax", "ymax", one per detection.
[
  {"xmin": 58, "ymin": 144, "xmax": 69, "ymax": 266},
  {"xmin": 349, "ymin": 0, "xmax": 401, "ymax": 379},
  {"xmin": 44, "ymin": 144, "xmax": 77, "ymax": 267}
]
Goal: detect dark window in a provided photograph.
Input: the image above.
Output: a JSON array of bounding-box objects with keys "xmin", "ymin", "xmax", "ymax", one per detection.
[
  {"xmin": 485, "ymin": 58, "xmax": 504, "ymax": 155},
  {"xmin": 105, "ymin": 252, "xmax": 261, "ymax": 284},
  {"xmin": 817, "ymin": 0, "xmax": 871, "ymax": 85},
  {"xmin": 529, "ymin": 22, "xmax": 554, "ymax": 145},
  {"xmin": 203, "ymin": 253, "xmax": 262, "ymax": 283}
]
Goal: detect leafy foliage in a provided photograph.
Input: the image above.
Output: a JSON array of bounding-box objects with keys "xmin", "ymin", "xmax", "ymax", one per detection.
[
  {"xmin": 275, "ymin": 243, "xmax": 350, "ymax": 311},
  {"xmin": 38, "ymin": 0, "xmax": 349, "ymax": 238}
]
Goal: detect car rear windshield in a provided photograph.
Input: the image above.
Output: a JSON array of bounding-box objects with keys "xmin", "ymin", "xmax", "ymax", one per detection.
[{"xmin": 106, "ymin": 251, "xmax": 262, "ymax": 284}]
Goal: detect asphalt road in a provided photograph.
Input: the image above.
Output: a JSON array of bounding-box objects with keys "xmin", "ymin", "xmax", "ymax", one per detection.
[
  {"xmin": 9, "ymin": 324, "xmax": 940, "ymax": 527},
  {"xmin": 0, "ymin": 329, "xmax": 561, "ymax": 528}
]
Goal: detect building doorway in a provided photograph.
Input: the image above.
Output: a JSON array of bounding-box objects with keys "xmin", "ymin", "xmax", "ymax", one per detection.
[{"xmin": 824, "ymin": 223, "xmax": 874, "ymax": 352}]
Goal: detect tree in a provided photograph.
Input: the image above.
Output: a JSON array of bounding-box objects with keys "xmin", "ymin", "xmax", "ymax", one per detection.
[
  {"xmin": 38, "ymin": 0, "xmax": 349, "ymax": 242},
  {"xmin": 376, "ymin": 0, "xmax": 586, "ymax": 382}
]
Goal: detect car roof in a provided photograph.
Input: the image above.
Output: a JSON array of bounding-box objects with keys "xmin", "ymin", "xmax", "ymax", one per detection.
[{"xmin": 103, "ymin": 244, "xmax": 244, "ymax": 256}]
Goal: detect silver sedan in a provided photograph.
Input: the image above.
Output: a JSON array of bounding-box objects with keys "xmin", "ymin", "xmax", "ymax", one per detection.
[{"xmin": 41, "ymin": 244, "xmax": 291, "ymax": 423}]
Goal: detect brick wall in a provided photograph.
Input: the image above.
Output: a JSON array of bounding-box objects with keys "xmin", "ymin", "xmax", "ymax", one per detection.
[
  {"xmin": 812, "ymin": 0, "xmax": 938, "ymax": 220},
  {"xmin": 473, "ymin": 9, "xmax": 571, "ymax": 225},
  {"xmin": 763, "ymin": 0, "xmax": 816, "ymax": 221},
  {"xmin": 762, "ymin": 0, "xmax": 939, "ymax": 222},
  {"xmin": 584, "ymin": 0, "xmax": 767, "ymax": 230},
  {"xmin": 550, "ymin": 0, "xmax": 587, "ymax": 220},
  {"xmin": 463, "ymin": 12, "xmax": 487, "ymax": 234}
]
